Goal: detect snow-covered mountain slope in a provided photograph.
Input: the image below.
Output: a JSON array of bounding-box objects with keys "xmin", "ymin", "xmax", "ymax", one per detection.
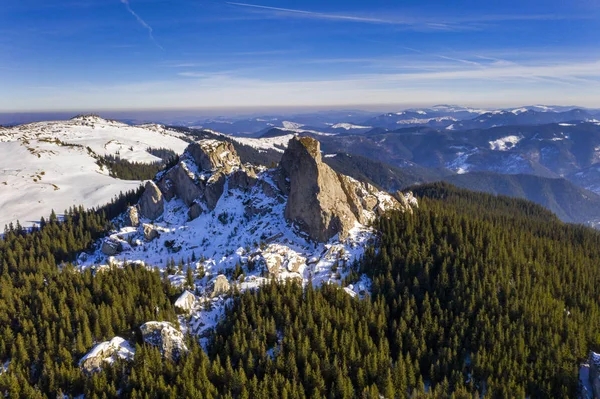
[
  {"xmin": 78, "ymin": 136, "xmax": 417, "ymax": 339},
  {"xmin": 0, "ymin": 115, "xmax": 189, "ymax": 228},
  {"xmin": 229, "ymin": 133, "xmax": 295, "ymax": 153}
]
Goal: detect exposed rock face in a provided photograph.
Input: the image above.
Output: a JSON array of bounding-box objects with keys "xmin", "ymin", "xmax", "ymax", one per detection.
[
  {"xmin": 159, "ymin": 162, "xmax": 203, "ymax": 206},
  {"xmin": 281, "ymin": 137, "xmax": 357, "ymax": 242},
  {"xmin": 229, "ymin": 168, "xmax": 258, "ymax": 191},
  {"xmin": 141, "ymin": 136, "xmax": 414, "ymax": 245},
  {"xmin": 79, "ymin": 337, "xmax": 135, "ymax": 374},
  {"xmin": 188, "ymin": 202, "xmax": 203, "ymax": 221},
  {"xmin": 395, "ymin": 191, "xmax": 419, "ymax": 214},
  {"xmin": 187, "ymin": 140, "xmax": 240, "ymax": 173},
  {"xmin": 257, "ymin": 244, "xmax": 306, "ymax": 276},
  {"xmin": 204, "ymin": 172, "xmax": 226, "ymax": 210},
  {"xmin": 156, "ymin": 140, "xmax": 245, "ymax": 212},
  {"xmin": 140, "ymin": 321, "xmax": 188, "ymax": 361},
  {"xmin": 139, "ymin": 181, "xmax": 164, "ymax": 220},
  {"xmin": 101, "ymin": 238, "xmax": 122, "ymax": 256},
  {"xmin": 280, "ymin": 136, "xmax": 410, "ymax": 242},
  {"xmin": 143, "ymin": 223, "xmax": 160, "ymax": 242},
  {"xmin": 174, "ymin": 290, "xmax": 196, "ymax": 313},
  {"xmin": 124, "ymin": 206, "xmax": 139, "ymax": 227},
  {"xmin": 212, "ymin": 275, "xmax": 230, "ymax": 297}
]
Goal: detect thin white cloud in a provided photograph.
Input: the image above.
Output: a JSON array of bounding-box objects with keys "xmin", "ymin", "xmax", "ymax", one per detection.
[
  {"xmin": 225, "ymin": 1, "xmax": 583, "ymax": 30},
  {"xmin": 225, "ymin": 2, "xmax": 396, "ymax": 24},
  {"xmin": 436, "ymin": 55, "xmax": 482, "ymax": 67},
  {"xmin": 120, "ymin": 0, "xmax": 163, "ymax": 50}
]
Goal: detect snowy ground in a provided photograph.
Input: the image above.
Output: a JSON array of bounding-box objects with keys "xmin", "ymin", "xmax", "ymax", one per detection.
[
  {"xmin": 230, "ymin": 134, "xmax": 295, "ymax": 153},
  {"xmin": 0, "ymin": 115, "xmax": 189, "ymax": 228}
]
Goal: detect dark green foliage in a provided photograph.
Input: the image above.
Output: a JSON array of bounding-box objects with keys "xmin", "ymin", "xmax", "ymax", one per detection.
[
  {"xmin": 146, "ymin": 147, "xmax": 178, "ymax": 163},
  {"xmin": 444, "ymin": 172, "xmax": 600, "ymax": 225},
  {"xmin": 362, "ymin": 182, "xmax": 600, "ymax": 397},
  {"xmin": 96, "ymin": 153, "xmax": 179, "ymax": 181},
  {"xmin": 0, "ymin": 190, "xmax": 178, "ymax": 398}
]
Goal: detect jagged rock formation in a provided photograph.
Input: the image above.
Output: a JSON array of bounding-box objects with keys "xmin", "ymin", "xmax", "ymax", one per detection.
[
  {"xmin": 124, "ymin": 206, "xmax": 139, "ymax": 227},
  {"xmin": 143, "ymin": 223, "xmax": 160, "ymax": 242},
  {"xmin": 135, "ymin": 136, "xmax": 413, "ymax": 244},
  {"xmin": 156, "ymin": 140, "xmax": 247, "ymax": 215},
  {"xmin": 139, "ymin": 181, "xmax": 164, "ymax": 220},
  {"xmin": 79, "ymin": 337, "xmax": 135, "ymax": 374},
  {"xmin": 174, "ymin": 290, "xmax": 196, "ymax": 313},
  {"xmin": 212, "ymin": 275, "xmax": 230, "ymax": 297},
  {"xmin": 187, "ymin": 140, "xmax": 241, "ymax": 173},
  {"xmin": 140, "ymin": 321, "xmax": 188, "ymax": 360},
  {"xmin": 280, "ymin": 136, "xmax": 408, "ymax": 241}
]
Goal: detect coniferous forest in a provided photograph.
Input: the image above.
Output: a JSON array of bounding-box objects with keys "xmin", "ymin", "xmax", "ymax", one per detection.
[{"xmin": 1, "ymin": 183, "xmax": 599, "ymax": 398}]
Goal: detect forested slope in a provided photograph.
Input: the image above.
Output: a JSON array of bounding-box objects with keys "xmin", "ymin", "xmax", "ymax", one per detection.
[{"xmin": 1, "ymin": 184, "xmax": 599, "ymax": 398}]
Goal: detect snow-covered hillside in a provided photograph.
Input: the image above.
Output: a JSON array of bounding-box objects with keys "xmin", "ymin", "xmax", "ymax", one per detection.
[{"xmin": 0, "ymin": 115, "xmax": 189, "ymax": 228}]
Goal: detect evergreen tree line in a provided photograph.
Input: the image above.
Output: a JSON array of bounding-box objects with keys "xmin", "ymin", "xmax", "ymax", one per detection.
[
  {"xmin": 96, "ymin": 152, "xmax": 179, "ymax": 181},
  {"xmin": 1, "ymin": 182, "xmax": 599, "ymax": 398}
]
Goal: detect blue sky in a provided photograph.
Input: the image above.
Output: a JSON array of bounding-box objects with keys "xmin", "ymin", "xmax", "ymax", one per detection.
[{"xmin": 1, "ymin": 0, "xmax": 599, "ymax": 111}]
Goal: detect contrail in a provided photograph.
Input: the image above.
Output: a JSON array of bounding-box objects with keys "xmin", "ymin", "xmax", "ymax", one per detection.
[
  {"xmin": 120, "ymin": 0, "xmax": 164, "ymax": 50},
  {"xmin": 225, "ymin": 2, "xmax": 396, "ymax": 24}
]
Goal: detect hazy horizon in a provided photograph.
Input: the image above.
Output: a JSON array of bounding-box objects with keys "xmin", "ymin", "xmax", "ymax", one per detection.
[{"xmin": 1, "ymin": 101, "xmax": 597, "ymax": 126}]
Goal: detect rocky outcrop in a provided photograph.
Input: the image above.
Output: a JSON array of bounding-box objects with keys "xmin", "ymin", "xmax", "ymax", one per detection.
[
  {"xmin": 174, "ymin": 290, "xmax": 196, "ymax": 313},
  {"xmin": 159, "ymin": 162, "xmax": 203, "ymax": 206},
  {"xmin": 139, "ymin": 181, "xmax": 164, "ymax": 220},
  {"xmin": 140, "ymin": 321, "xmax": 188, "ymax": 361},
  {"xmin": 204, "ymin": 172, "xmax": 226, "ymax": 210},
  {"xmin": 188, "ymin": 202, "xmax": 203, "ymax": 220},
  {"xmin": 79, "ymin": 337, "xmax": 135, "ymax": 374},
  {"xmin": 143, "ymin": 223, "xmax": 160, "ymax": 241},
  {"xmin": 124, "ymin": 206, "xmax": 139, "ymax": 227},
  {"xmin": 280, "ymin": 136, "xmax": 411, "ymax": 242},
  {"xmin": 140, "ymin": 136, "xmax": 414, "ymax": 244},
  {"xmin": 187, "ymin": 140, "xmax": 240, "ymax": 173},
  {"xmin": 156, "ymin": 140, "xmax": 245, "ymax": 213},
  {"xmin": 229, "ymin": 168, "xmax": 258, "ymax": 191},
  {"xmin": 212, "ymin": 275, "xmax": 230, "ymax": 297},
  {"xmin": 101, "ymin": 238, "xmax": 122, "ymax": 256},
  {"xmin": 281, "ymin": 137, "xmax": 357, "ymax": 242}
]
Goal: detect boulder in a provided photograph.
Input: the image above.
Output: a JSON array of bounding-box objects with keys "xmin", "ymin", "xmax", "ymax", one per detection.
[
  {"xmin": 124, "ymin": 206, "xmax": 139, "ymax": 227},
  {"xmin": 188, "ymin": 202, "xmax": 203, "ymax": 220},
  {"xmin": 174, "ymin": 290, "xmax": 196, "ymax": 313},
  {"xmin": 186, "ymin": 140, "xmax": 241, "ymax": 173},
  {"xmin": 101, "ymin": 238, "xmax": 122, "ymax": 256},
  {"xmin": 79, "ymin": 337, "xmax": 135, "ymax": 374},
  {"xmin": 280, "ymin": 136, "xmax": 360, "ymax": 242},
  {"xmin": 139, "ymin": 181, "xmax": 164, "ymax": 220},
  {"xmin": 140, "ymin": 321, "xmax": 188, "ymax": 361},
  {"xmin": 212, "ymin": 274, "xmax": 230, "ymax": 297},
  {"xmin": 143, "ymin": 223, "xmax": 160, "ymax": 242}
]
